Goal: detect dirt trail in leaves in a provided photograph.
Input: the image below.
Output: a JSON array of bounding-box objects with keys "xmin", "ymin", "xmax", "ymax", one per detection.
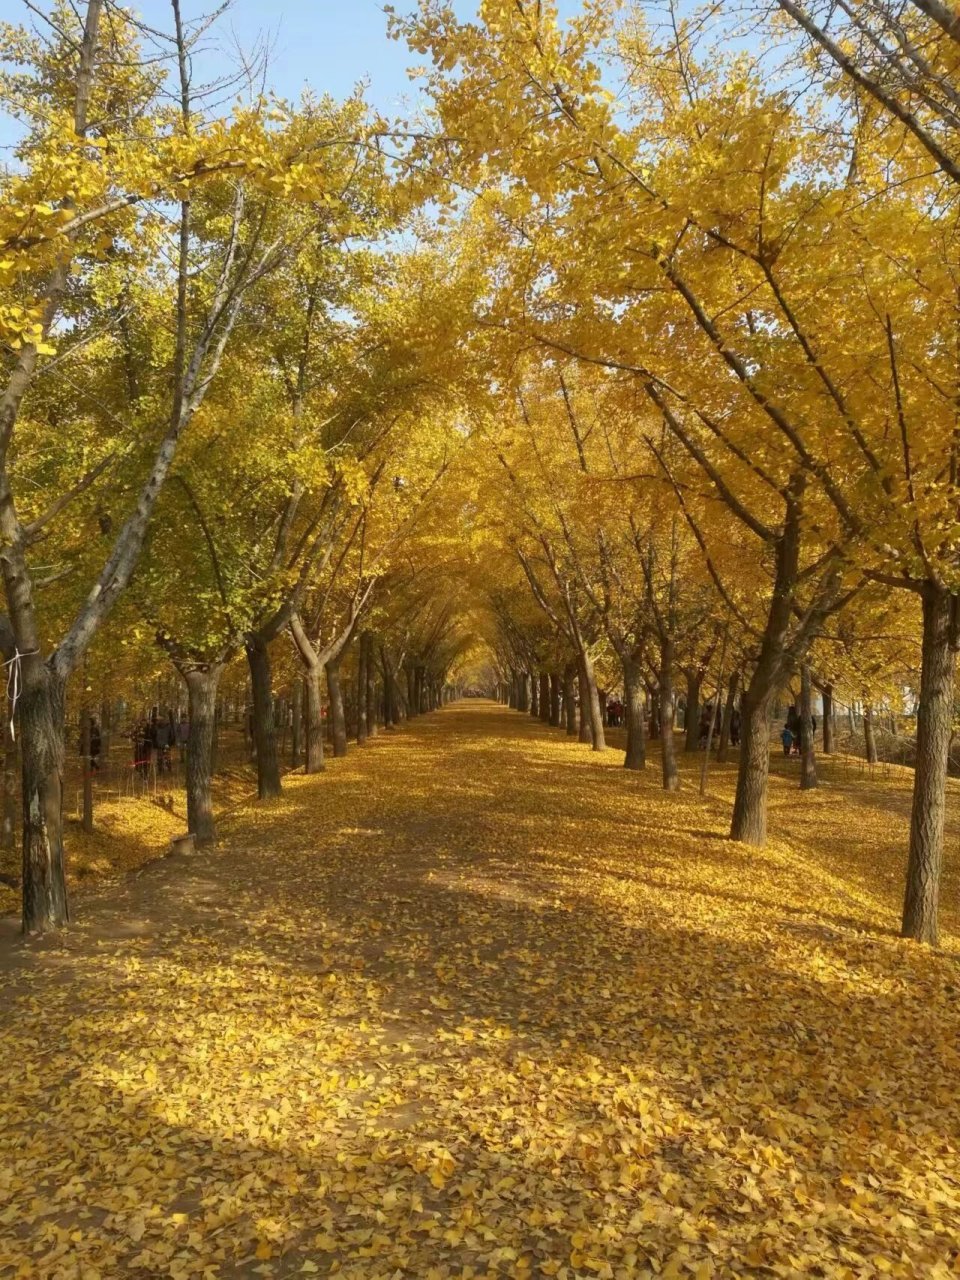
[{"xmin": 1, "ymin": 702, "xmax": 958, "ymax": 1279}]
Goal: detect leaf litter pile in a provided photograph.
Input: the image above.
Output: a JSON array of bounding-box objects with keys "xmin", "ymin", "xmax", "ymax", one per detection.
[{"xmin": 0, "ymin": 703, "xmax": 958, "ymax": 1279}]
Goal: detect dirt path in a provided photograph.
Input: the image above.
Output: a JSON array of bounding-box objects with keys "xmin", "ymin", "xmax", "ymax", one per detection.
[{"xmin": 0, "ymin": 701, "xmax": 957, "ymax": 1279}]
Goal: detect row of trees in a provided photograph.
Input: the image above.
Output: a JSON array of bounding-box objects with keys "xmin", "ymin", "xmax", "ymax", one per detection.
[
  {"xmin": 0, "ymin": 0, "xmax": 487, "ymax": 930},
  {"xmin": 385, "ymin": 0, "xmax": 959, "ymax": 944},
  {"xmin": 2, "ymin": 0, "xmax": 958, "ymax": 947}
]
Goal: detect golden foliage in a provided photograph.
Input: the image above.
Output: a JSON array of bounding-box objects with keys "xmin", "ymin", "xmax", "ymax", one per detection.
[{"xmin": 0, "ymin": 704, "xmax": 956, "ymax": 1278}]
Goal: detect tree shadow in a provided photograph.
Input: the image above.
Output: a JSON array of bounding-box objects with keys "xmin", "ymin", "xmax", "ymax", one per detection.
[{"xmin": 2, "ymin": 702, "xmax": 958, "ymax": 1275}]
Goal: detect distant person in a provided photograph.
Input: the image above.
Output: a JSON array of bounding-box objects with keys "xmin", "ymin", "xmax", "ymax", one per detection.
[
  {"xmin": 781, "ymin": 725, "xmax": 794, "ymax": 758},
  {"xmin": 729, "ymin": 707, "xmax": 741, "ymax": 747},
  {"xmin": 177, "ymin": 713, "xmax": 189, "ymax": 763},
  {"xmin": 698, "ymin": 704, "xmax": 713, "ymax": 747},
  {"xmin": 785, "ymin": 705, "xmax": 802, "ymax": 756}
]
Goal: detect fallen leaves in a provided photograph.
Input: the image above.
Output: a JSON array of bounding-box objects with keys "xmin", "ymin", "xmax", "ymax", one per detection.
[{"xmin": 0, "ymin": 703, "xmax": 958, "ymax": 1278}]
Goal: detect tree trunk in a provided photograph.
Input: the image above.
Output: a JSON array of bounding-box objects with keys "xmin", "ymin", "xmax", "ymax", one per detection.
[
  {"xmin": 276, "ymin": 696, "xmax": 288, "ymax": 762},
  {"xmin": 100, "ymin": 697, "xmax": 112, "ymax": 767},
  {"xmin": 518, "ymin": 672, "xmax": 530, "ymax": 713},
  {"xmin": 304, "ymin": 667, "xmax": 324, "ymax": 773},
  {"xmin": 649, "ymin": 691, "xmax": 660, "ymax": 739},
  {"xmin": 1, "ymin": 716, "xmax": 17, "ymax": 853},
  {"xmin": 291, "ymin": 677, "xmax": 302, "ymax": 768},
  {"xmin": 623, "ymin": 657, "xmax": 646, "ymax": 770},
  {"xmin": 364, "ymin": 635, "xmax": 378, "ymax": 738},
  {"xmin": 407, "ymin": 667, "xmax": 418, "ymax": 718},
  {"xmin": 822, "ymin": 682, "xmax": 835, "ymax": 754},
  {"xmin": 659, "ymin": 640, "xmax": 679, "ymax": 791},
  {"xmin": 717, "ymin": 669, "xmax": 740, "ymax": 764},
  {"xmin": 539, "ymin": 673, "xmax": 550, "ymax": 722},
  {"xmin": 184, "ymin": 665, "xmax": 221, "ymax": 848},
  {"xmin": 246, "ymin": 635, "xmax": 282, "ymax": 800},
  {"xmin": 864, "ymin": 704, "xmax": 879, "ymax": 764},
  {"xmin": 576, "ymin": 666, "xmax": 591, "ymax": 743},
  {"xmin": 799, "ymin": 662, "xmax": 818, "ymax": 791},
  {"xmin": 326, "ymin": 657, "xmax": 347, "ymax": 758},
  {"xmin": 579, "ymin": 652, "xmax": 606, "ymax": 751},
  {"xmin": 80, "ymin": 702, "xmax": 93, "ymax": 833},
  {"xmin": 529, "ymin": 672, "xmax": 540, "ymax": 718},
  {"xmin": 563, "ymin": 662, "xmax": 577, "ymax": 734},
  {"xmin": 730, "ymin": 688, "xmax": 772, "ymax": 844},
  {"xmin": 549, "ymin": 673, "xmax": 561, "ymax": 727},
  {"xmin": 382, "ymin": 647, "xmax": 397, "ymax": 727},
  {"xmin": 683, "ymin": 671, "xmax": 702, "ymax": 752},
  {"xmin": 901, "ymin": 585, "xmax": 958, "ymax": 945},
  {"xmin": 20, "ymin": 661, "xmax": 68, "ymax": 932},
  {"xmin": 357, "ymin": 638, "xmax": 368, "ymax": 744}
]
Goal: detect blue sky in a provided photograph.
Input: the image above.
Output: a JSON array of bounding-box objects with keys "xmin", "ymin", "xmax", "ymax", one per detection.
[
  {"xmin": 170, "ymin": 0, "xmax": 583, "ymax": 110},
  {"xmin": 0, "ymin": 1, "xmax": 583, "ymax": 151},
  {"xmin": 172, "ymin": 0, "xmax": 469, "ymax": 115}
]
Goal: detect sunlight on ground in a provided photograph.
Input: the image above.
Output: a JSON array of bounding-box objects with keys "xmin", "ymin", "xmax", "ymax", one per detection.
[{"xmin": 0, "ymin": 703, "xmax": 957, "ymax": 1279}]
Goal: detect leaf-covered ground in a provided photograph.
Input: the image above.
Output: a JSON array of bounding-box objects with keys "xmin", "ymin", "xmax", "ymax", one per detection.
[
  {"xmin": 0, "ymin": 702, "xmax": 958, "ymax": 1279},
  {"xmin": 0, "ymin": 760, "xmax": 266, "ymax": 917}
]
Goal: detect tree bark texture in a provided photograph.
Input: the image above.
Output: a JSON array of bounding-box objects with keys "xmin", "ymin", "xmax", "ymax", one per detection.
[
  {"xmin": 717, "ymin": 669, "xmax": 740, "ymax": 764},
  {"xmin": 246, "ymin": 635, "xmax": 282, "ymax": 799},
  {"xmin": 563, "ymin": 663, "xmax": 577, "ymax": 735},
  {"xmin": 291, "ymin": 677, "xmax": 302, "ymax": 767},
  {"xmin": 659, "ymin": 640, "xmax": 679, "ymax": 792},
  {"xmin": 580, "ymin": 654, "xmax": 605, "ymax": 751},
  {"xmin": 549, "ymin": 673, "xmax": 561, "ymax": 727},
  {"xmin": 864, "ymin": 704, "xmax": 879, "ymax": 765},
  {"xmin": 623, "ymin": 657, "xmax": 646, "ymax": 771},
  {"xmin": 518, "ymin": 673, "xmax": 530, "ymax": 714},
  {"xmin": 902, "ymin": 585, "xmax": 958, "ymax": 945},
  {"xmin": 683, "ymin": 671, "xmax": 702, "ymax": 752},
  {"xmin": 184, "ymin": 665, "xmax": 221, "ymax": 848},
  {"xmin": 364, "ymin": 634, "xmax": 378, "ymax": 737},
  {"xmin": 730, "ymin": 690, "xmax": 772, "ymax": 844},
  {"xmin": 1, "ymin": 716, "xmax": 17, "ymax": 853},
  {"xmin": 799, "ymin": 663, "xmax": 818, "ymax": 791},
  {"xmin": 357, "ymin": 638, "xmax": 368, "ymax": 744},
  {"xmin": 81, "ymin": 702, "xmax": 93, "ymax": 833},
  {"xmin": 304, "ymin": 666, "xmax": 325, "ymax": 773},
  {"xmin": 326, "ymin": 657, "xmax": 348, "ymax": 758},
  {"xmin": 20, "ymin": 662, "xmax": 68, "ymax": 932},
  {"xmin": 821, "ymin": 682, "xmax": 835, "ymax": 754}
]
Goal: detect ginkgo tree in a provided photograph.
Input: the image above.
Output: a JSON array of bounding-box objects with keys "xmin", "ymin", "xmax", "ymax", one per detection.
[
  {"xmin": 0, "ymin": 0, "xmax": 411, "ymax": 930},
  {"xmin": 393, "ymin": 0, "xmax": 960, "ymax": 943}
]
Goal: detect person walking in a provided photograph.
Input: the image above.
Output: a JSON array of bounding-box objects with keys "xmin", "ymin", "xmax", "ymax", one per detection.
[{"xmin": 730, "ymin": 707, "xmax": 741, "ymax": 747}]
